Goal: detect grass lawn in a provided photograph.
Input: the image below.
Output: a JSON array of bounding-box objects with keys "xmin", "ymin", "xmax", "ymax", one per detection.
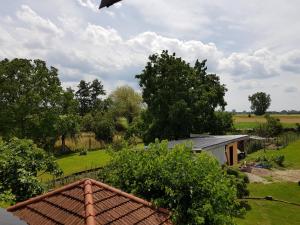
[
  {"xmin": 244, "ymin": 139, "xmax": 300, "ymax": 169},
  {"xmin": 39, "ymin": 150, "xmax": 111, "ymax": 182},
  {"xmin": 236, "ymin": 182, "xmax": 300, "ymax": 225}
]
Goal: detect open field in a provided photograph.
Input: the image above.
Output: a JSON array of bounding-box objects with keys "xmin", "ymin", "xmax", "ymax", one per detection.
[
  {"xmin": 236, "ymin": 182, "xmax": 300, "ymax": 225},
  {"xmin": 233, "ymin": 114, "xmax": 300, "ymax": 130},
  {"xmin": 244, "ymin": 139, "xmax": 300, "ymax": 169},
  {"xmin": 39, "ymin": 150, "xmax": 111, "ymax": 182}
]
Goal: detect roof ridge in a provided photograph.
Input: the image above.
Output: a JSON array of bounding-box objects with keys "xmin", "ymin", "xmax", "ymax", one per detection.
[
  {"xmin": 84, "ymin": 179, "xmax": 96, "ymax": 225},
  {"xmin": 89, "ymin": 179, "xmax": 170, "ymax": 215},
  {"xmin": 7, "ymin": 179, "xmax": 86, "ymax": 212}
]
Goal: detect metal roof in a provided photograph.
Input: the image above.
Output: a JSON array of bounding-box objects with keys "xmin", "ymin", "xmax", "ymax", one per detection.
[{"xmin": 168, "ymin": 135, "xmax": 249, "ymax": 151}]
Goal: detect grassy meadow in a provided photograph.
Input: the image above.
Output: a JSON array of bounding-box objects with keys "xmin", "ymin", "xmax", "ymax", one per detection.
[{"xmin": 233, "ymin": 114, "xmax": 300, "ymax": 130}]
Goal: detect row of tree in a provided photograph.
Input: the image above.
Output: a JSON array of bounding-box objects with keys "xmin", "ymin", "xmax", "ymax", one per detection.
[{"xmin": 1, "ymin": 52, "xmax": 235, "ymax": 150}]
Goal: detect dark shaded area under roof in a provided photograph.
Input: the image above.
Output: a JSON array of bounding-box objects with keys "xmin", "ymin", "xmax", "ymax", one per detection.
[
  {"xmin": 7, "ymin": 178, "xmax": 172, "ymax": 225},
  {"xmin": 168, "ymin": 135, "xmax": 249, "ymax": 151}
]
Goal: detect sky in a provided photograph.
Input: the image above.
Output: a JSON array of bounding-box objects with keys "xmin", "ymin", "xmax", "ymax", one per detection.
[{"xmin": 0, "ymin": 0, "xmax": 300, "ymax": 111}]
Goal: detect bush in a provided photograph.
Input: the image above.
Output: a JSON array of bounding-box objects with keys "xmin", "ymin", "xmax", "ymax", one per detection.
[
  {"xmin": 255, "ymin": 155, "xmax": 273, "ymax": 169},
  {"xmin": 210, "ymin": 111, "xmax": 233, "ymax": 135},
  {"xmin": 115, "ymin": 117, "xmax": 129, "ymax": 132},
  {"xmin": 273, "ymin": 155, "xmax": 285, "ymax": 166},
  {"xmin": 102, "ymin": 140, "xmax": 245, "ymax": 225},
  {"xmin": 245, "ymin": 140, "xmax": 264, "ymax": 154},
  {"xmin": 254, "ymin": 115, "xmax": 283, "ymax": 138},
  {"xmin": 92, "ymin": 114, "xmax": 115, "ymax": 142},
  {"xmin": 111, "ymin": 137, "xmax": 128, "ymax": 151},
  {"xmin": 79, "ymin": 149, "xmax": 88, "ymax": 156},
  {"xmin": 296, "ymin": 123, "xmax": 300, "ymax": 132},
  {"xmin": 255, "ymin": 154, "xmax": 285, "ymax": 168},
  {"xmin": 226, "ymin": 168, "xmax": 250, "ymax": 199},
  {"xmin": 0, "ymin": 138, "xmax": 62, "ymax": 202}
]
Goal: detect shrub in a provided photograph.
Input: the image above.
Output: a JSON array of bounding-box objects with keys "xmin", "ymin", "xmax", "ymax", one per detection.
[
  {"xmin": 226, "ymin": 168, "xmax": 250, "ymax": 199},
  {"xmin": 254, "ymin": 115, "xmax": 283, "ymax": 138},
  {"xmin": 111, "ymin": 137, "xmax": 128, "ymax": 151},
  {"xmin": 255, "ymin": 154, "xmax": 285, "ymax": 168},
  {"xmin": 265, "ymin": 115, "xmax": 283, "ymax": 137},
  {"xmin": 296, "ymin": 123, "xmax": 300, "ymax": 132},
  {"xmin": 255, "ymin": 155, "xmax": 273, "ymax": 169},
  {"xmin": 79, "ymin": 149, "xmax": 88, "ymax": 156},
  {"xmin": 102, "ymin": 140, "xmax": 246, "ymax": 225},
  {"xmin": 245, "ymin": 140, "xmax": 263, "ymax": 154},
  {"xmin": 0, "ymin": 138, "xmax": 62, "ymax": 202},
  {"xmin": 210, "ymin": 111, "xmax": 233, "ymax": 135},
  {"xmin": 115, "ymin": 117, "xmax": 129, "ymax": 132},
  {"xmin": 92, "ymin": 114, "xmax": 115, "ymax": 142},
  {"xmin": 273, "ymin": 155, "xmax": 285, "ymax": 166}
]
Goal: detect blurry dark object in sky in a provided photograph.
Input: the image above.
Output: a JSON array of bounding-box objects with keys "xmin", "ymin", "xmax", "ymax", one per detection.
[{"xmin": 99, "ymin": 0, "xmax": 122, "ymax": 9}]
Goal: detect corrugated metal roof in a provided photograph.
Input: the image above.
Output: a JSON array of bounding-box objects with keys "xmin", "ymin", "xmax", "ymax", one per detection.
[
  {"xmin": 168, "ymin": 135, "xmax": 249, "ymax": 151},
  {"xmin": 7, "ymin": 178, "xmax": 172, "ymax": 225}
]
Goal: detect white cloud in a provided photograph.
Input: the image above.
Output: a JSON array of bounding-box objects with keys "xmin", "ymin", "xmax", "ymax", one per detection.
[
  {"xmin": 1, "ymin": 1, "xmax": 300, "ymax": 110},
  {"xmin": 16, "ymin": 5, "xmax": 63, "ymax": 37},
  {"xmin": 281, "ymin": 50, "xmax": 300, "ymax": 73},
  {"xmin": 77, "ymin": 0, "xmax": 98, "ymax": 12},
  {"xmin": 220, "ymin": 49, "xmax": 280, "ymax": 79}
]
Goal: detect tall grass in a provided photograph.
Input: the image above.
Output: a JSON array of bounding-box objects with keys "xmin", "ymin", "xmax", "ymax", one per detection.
[{"xmin": 54, "ymin": 132, "xmax": 105, "ymax": 151}]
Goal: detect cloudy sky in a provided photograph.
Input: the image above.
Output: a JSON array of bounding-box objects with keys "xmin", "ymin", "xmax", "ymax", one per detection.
[{"xmin": 1, "ymin": 0, "xmax": 300, "ymax": 111}]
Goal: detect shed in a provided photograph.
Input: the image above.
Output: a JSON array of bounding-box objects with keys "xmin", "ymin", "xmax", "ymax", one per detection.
[{"xmin": 168, "ymin": 135, "xmax": 249, "ymax": 165}]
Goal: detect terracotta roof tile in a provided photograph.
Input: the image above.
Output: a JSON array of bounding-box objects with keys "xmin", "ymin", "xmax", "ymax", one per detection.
[{"xmin": 7, "ymin": 178, "xmax": 172, "ymax": 225}]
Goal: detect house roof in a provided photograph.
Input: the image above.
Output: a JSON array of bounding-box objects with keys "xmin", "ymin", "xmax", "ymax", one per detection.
[
  {"xmin": 168, "ymin": 135, "xmax": 249, "ymax": 151},
  {"xmin": 7, "ymin": 178, "xmax": 172, "ymax": 225}
]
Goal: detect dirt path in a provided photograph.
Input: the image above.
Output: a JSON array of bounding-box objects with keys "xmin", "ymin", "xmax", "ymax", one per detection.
[
  {"xmin": 244, "ymin": 172, "xmax": 270, "ymax": 184},
  {"xmin": 245, "ymin": 168, "xmax": 300, "ymax": 183}
]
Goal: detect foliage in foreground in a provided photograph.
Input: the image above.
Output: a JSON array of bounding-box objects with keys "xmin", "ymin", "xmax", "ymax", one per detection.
[
  {"xmin": 0, "ymin": 138, "xmax": 62, "ymax": 203},
  {"xmin": 101, "ymin": 141, "xmax": 245, "ymax": 225}
]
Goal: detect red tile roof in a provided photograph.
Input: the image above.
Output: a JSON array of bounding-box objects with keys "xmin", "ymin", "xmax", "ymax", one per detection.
[{"xmin": 7, "ymin": 178, "xmax": 172, "ymax": 225}]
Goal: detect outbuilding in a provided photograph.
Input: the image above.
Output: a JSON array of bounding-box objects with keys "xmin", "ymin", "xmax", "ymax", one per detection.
[{"xmin": 168, "ymin": 135, "xmax": 249, "ymax": 165}]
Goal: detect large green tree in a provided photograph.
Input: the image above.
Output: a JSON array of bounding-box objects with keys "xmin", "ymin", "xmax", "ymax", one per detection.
[
  {"xmin": 0, "ymin": 58, "xmax": 63, "ymax": 149},
  {"xmin": 136, "ymin": 51, "xmax": 227, "ymax": 143},
  {"xmin": 55, "ymin": 114, "xmax": 80, "ymax": 152},
  {"xmin": 0, "ymin": 138, "xmax": 62, "ymax": 202},
  {"xmin": 102, "ymin": 141, "xmax": 245, "ymax": 225},
  {"xmin": 109, "ymin": 85, "xmax": 143, "ymax": 123},
  {"xmin": 248, "ymin": 92, "xmax": 271, "ymax": 115},
  {"xmin": 75, "ymin": 79, "xmax": 106, "ymax": 116}
]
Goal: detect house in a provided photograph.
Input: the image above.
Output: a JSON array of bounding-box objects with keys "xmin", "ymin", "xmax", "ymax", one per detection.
[
  {"xmin": 168, "ymin": 135, "xmax": 249, "ymax": 165},
  {"xmin": 6, "ymin": 178, "xmax": 172, "ymax": 225}
]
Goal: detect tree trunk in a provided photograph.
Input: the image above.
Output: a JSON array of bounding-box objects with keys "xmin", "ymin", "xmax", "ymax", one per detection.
[{"xmin": 61, "ymin": 134, "xmax": 66, "ymax": 152}]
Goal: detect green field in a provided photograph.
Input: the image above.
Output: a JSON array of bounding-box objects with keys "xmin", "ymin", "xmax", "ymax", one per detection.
[
  {"xmin": 233, "ymin": 114, "xmax": 300, "ymax": 130},
  {"xmin": 234, "ymin": 122, "xmax": 296, "ymax": 130},
  {"xmin": 39, "ymin": 150, "xmax": 111, "ymax": 182},
  {"xmin": 244, "ymin": 139, "xmax": 300, "ymax": 169},
  {"xmin": 236, "ymin": 183, "xmax": 300, "ymax": 225}
]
